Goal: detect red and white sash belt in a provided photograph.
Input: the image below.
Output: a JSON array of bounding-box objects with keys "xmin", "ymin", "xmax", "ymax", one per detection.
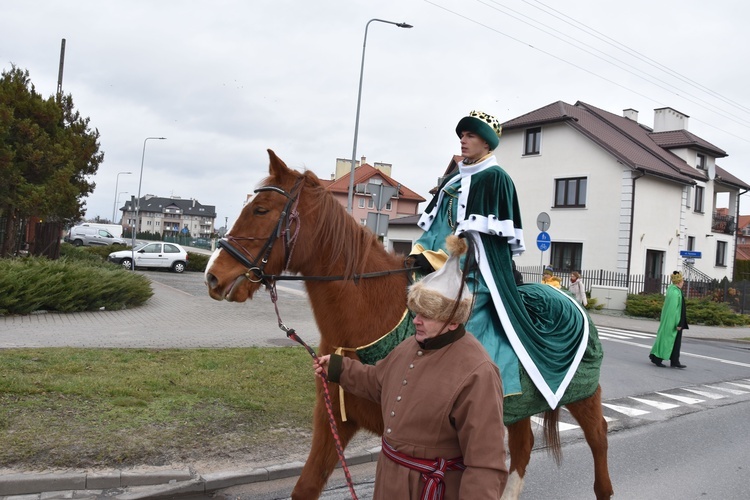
[{"xmin": 381, "ymin": 437, "xmax": 465, "ymax": 500}]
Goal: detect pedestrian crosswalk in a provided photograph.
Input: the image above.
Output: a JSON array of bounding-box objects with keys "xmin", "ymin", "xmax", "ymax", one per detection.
[
  {"xmin": 596, "ymin": 326, "xmax": 655, "ymax": 340},
  {"xmin": 530, "ymin": 378, "xmax": 750, "ymax": 434}
]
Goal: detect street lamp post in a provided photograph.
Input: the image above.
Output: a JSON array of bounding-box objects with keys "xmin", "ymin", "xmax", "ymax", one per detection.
[
  {"xmin": 117, "ymin": 191, "xmax": 129, "ymax": 219},
  {"xmin": 112, "ymin": 171, "xmax": 132, "ymax": 222},
  {"xmin": 131, "ymin": 137, "xmax": 166, "ymax": 269},
  {"xmin": 117, "ymin": 191, "xmax": 129, "ymax": 205},
  {"xmin": 346, "ymin": 18, "xmax": 413, "ymax": 214}
]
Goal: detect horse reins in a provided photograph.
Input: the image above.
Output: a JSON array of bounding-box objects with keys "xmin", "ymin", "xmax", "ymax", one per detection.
[
  {"xmin": 217, "ymin": 178, "xmax": 418, "ymax": 500},
  {"xmin": 267, "ymin": 283, "xmax": 359, "ymax": 500}
]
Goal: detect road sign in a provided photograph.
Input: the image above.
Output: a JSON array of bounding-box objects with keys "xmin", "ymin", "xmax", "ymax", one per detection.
[
  {"xmin": 371, "ymin": 185, "xmax": 398, "ymax": 211},
  {"xmin": 679, "ymin": 250, "xmax": 702, "ymax": 258},
  {"xmin": 537, "ymin": 231, "xmax": 551, "ymax": 251},
  {"xmin": 536, "ymin": 212, "xmax": 551, "ymax": 232},
  {"xmin": 366, "ymin": 212, "xmax": 389, "ymax": 237}
]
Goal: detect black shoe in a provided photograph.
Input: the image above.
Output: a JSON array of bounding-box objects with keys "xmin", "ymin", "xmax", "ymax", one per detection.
[
  {"xmin": 649, "ymin": 354, "xmax": 665, "ymax": 367},
  {"xmin": 671, "ymin": 363, "xmax": 686, "ymax": 369}
]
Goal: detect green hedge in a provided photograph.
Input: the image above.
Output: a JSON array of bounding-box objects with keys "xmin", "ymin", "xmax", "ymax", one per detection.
[
  {"xmin": 625, "ymin": 293, "xmax": 750, "ymax": 326},
  {"xmin": 0, "ymin": 256, "xmax": 153, "ymax": 315}
]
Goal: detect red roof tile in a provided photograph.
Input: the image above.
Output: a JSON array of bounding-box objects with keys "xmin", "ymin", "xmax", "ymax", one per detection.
[{"xmin": 325, "ymin": 163, "xmax": 425, "ymax": 202}]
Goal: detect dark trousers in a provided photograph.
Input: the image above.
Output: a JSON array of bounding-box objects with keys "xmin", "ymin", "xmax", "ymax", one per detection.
[{"xmin": 670, "ymin": 329, "xmax": 683, "ymax": 363}]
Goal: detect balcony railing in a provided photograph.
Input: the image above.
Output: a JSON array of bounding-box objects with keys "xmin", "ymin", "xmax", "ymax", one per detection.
[{"xmin": 712, "ymin": 212, "xmax": 736, "ymax": 235}]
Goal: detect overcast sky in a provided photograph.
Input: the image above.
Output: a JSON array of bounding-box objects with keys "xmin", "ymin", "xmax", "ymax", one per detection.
[{"xmin": 3, "ymin": 0, "xmax": 750, "ymax": 229}]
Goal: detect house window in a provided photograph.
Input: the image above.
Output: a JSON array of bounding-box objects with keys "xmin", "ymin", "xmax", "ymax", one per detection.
[
  {"xmin": 360, "ymin": 219, "xmax": 366, "ymax": 225},
  {"xmin": 554, "ymin": 177, "xmax": 587, "ymax": 208},
  {"xmin": 358, "ymin": 198, "xmax": 365, "ymax": 208},
  {"xmin": 694, "ymin": 186, "xmax": 704, "ymax": 213},
  {"xmin": 687, "ymin": 236, "xmax": 695, "ymax": 251},
  {"xmin": 696, "ymin": 153, "xmax": 706, "ymax": 170},
  {"xmin": 716, "ymin": 240, "xmax": 727, "ymax": 267},
  {"xmin": 550, "ymin": 242, "xmax": 583, "ymax": 272},
  {"xmin": 367, "ymin": 198, "xmax": 374, "ymax": 209},
  {"xmin": 524, "ymin": 127, "xmax": 541, "ymax": 155},
  {"xmin": 385, "ymin": 201, "xmax": 392, "ymax": 211}
]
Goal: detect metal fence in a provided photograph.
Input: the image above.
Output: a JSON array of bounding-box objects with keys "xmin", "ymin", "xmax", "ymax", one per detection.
[
  {"xmin": 516, "ymin": 265, "xmax": 727, "ymax": 298},
  {"xmin": 516, "ymin": 265, "xmax": 750, "ymax": 313}
]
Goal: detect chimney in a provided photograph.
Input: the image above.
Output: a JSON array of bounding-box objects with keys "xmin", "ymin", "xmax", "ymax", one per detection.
[
  {"xmin": 360, "ymin": 156, "xmax": 366, "ymax": 166},
  {"xmin": 623, "ymin": 108, "xmax": 639, "ymax": 122},
  {"xmin": 653, "ymin": 107, "xmax": 689, "ymax": 132}
]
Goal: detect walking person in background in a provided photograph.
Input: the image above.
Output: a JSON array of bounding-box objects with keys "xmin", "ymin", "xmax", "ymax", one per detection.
[
  {"xmin": 541, "ymin": 265, "xmax": 561, "ymax": 288},
  {"xmin": 569, "ymin": 271, "xmax": 588, "ymax": 307},
  {"xmin": 649, "ymin": 271, "xmax": 688, "ymax": 368}
]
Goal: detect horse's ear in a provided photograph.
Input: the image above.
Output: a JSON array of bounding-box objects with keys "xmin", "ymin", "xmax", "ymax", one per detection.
[{"xmin": 267, "ymin": 149, "xmax": 293, "ymax": 180}]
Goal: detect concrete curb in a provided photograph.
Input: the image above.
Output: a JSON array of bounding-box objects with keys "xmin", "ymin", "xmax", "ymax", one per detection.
[{"xmin": 0, "ymin": 447, "xmax": 382, "ymax": 498}]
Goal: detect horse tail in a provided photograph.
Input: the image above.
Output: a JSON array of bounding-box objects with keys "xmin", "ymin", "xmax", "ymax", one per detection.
[{"xmin": 542, "ymin": 408, "xmax": 562, "ymax": 466}]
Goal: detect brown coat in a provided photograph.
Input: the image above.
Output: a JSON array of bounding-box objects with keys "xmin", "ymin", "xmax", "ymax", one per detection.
[{"xmin": 332, "ymin": 327, "xmax": 508, "ymax": 499}]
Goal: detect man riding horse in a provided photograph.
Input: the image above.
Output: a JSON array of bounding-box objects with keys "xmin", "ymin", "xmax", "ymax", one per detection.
[{"xmin": 409, "ymin": 110, "xmax": 598, "ymax": 425}]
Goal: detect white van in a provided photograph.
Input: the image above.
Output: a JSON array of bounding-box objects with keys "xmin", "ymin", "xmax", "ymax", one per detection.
[{"xmin": 68, "ymin": 225, "xmax": 126, "ymax": 247}]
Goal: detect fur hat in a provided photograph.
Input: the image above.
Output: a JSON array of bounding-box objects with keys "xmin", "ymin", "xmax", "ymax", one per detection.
[
  {"xmin": 407, "ymin": 236, "xmax": 473, "ymax": 323},
  {"xmin": 455, "ymin": 110, "xmax": 502, "ymax": 151},
  {"xmin": 671, "ymin": 271, "xmax": 683, "ymax": 284}
]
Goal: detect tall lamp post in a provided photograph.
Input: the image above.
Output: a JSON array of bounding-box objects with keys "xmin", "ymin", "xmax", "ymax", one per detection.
[
  {"xmin": 131, "ymin": 137, "xmax": 166, "ymax": 269},
  {"xmin": 116, "ymin": 191, "xmax": 129, "ymax": 221},
  {"xmin": 346, "ymin": 18, "xmax": 413, "ymax": 214},
  {"xmin": 112, "ymin": 171, "xmax": 132, "ymax": 222}
]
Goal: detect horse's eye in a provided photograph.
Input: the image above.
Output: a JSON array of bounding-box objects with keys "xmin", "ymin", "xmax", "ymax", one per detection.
[{"xmin": 253, "ymin": 207, "xmax": 269, "ymax": 215}]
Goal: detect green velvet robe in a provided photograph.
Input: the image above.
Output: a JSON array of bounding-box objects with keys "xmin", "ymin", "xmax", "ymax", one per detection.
[
  {"xmin": 416, "ymin": 155, "xmax": 601, "ymax": 412},
  {"xmin": 650, "ymin": 284, "xmax": 685, "ymax": 359}
]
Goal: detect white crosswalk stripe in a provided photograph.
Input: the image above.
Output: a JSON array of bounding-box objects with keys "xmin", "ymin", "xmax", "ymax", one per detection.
[
  {"xmin": 707, "ymin": 385, "xmax": 747, "ymax": 395},
  {"xmin": 628, "ymin": 396, "xmax": 680, "ymax": 410},
  {"xmin": 596, "ymin": 327, "xmax": 654, "ymax": 340},
  {"xmin": 680, "ymin": 388, "xmax": 726, "ymax": 400},
  {"xmin": 528, "ymin": 379, "xmax": 748, "ymax": 436},
  {"xmin": 530, "ymin": 416, "xmax": 580, "ymax": 431},
  {"xmin": 655, "ymin": 392, "xmax": 704, "ymax": 404},
  {"xmin": 602, "ymin": 402, "xmax": 650, "ymax": 417}
]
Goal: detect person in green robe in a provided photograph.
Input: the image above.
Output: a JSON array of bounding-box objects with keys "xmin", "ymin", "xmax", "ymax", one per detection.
[
  {"xmin": 408, "ymin": 110, "xmax": 600, "ymax": 417},
  {"xmin": 649, "ymin": 271, "xmax": 688, "ymax": 368}
]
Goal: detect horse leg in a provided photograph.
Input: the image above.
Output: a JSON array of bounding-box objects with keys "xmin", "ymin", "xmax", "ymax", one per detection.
[
  {"xmin": 502, "ymin": 417, "xmax": 533, "ymax": 500},
  {"xmin": 565, "ymin": 386, "xmax": 614, "ymax": 500},
  {"xmin": 291, "ymin": 393, "xmax": 360, "ymax": 499}
]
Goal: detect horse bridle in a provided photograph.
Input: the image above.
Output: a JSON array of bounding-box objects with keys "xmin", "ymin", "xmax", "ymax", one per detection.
[
  {"xmin": 217, "ymin": 177, "xmax": 416, "ymax": 287},
  {"xmin": 216, "ymin": 175, "xmax": 416, "ymax": 500},
  {"xmin": 217, "ymin": 177, "xmax": 304, "ymax": 287}
]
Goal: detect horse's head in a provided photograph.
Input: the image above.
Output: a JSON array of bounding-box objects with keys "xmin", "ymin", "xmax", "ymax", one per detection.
[{"xmin": 205, "ymin": 149, "xmax": 305, "ymax": 302}]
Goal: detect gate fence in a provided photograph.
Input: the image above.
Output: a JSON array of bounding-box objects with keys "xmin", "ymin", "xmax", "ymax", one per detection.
[{"xmin": 516, "ymin": 265, "xmax": 750, "ymax": 313}]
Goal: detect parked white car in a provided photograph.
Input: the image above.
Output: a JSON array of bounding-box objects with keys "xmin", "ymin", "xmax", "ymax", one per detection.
[{"xmin": 108, "ymin": 242, "xmax": 189, "ymax": 273}]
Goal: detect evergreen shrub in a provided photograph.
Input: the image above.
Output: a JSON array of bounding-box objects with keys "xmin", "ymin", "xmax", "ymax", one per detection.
[{"xmin": 0, "ymin": 256, "xmax": 153, "ymax": 315}]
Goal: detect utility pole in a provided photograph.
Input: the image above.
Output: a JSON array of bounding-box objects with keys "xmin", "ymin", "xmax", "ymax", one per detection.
[{"xmin": 56, "ymin": 39, "xmax": 66, "ymax": 100}]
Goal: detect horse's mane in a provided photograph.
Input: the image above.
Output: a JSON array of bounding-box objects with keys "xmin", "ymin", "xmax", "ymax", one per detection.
[{"xmin": 302, "ymin": 170, "xmax": 399, "ymax": 278}]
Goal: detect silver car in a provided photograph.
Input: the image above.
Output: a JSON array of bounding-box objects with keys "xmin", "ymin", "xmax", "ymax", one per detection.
[
  {"xmin": 68, "ymin": 226, "xmax": 126, "ymax": 246},
  {"xmin": 108, "ymin": 242, "xmax": 189, "ymax": 273}
]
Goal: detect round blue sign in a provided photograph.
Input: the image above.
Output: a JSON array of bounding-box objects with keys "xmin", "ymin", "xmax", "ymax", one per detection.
[{"xmin": 536, "ymin": 231, "xmax": 551, "ymax": 251}]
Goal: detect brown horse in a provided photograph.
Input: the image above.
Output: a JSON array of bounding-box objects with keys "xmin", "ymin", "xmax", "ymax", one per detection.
[{"xmin": 205, "ymin": 150, "xmax": 613, "ymax": 499}]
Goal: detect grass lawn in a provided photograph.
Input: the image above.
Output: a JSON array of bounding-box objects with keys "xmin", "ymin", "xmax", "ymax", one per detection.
[{"xmin": 0, "ymin": 347, "xmax": 317, "ymax": 469}]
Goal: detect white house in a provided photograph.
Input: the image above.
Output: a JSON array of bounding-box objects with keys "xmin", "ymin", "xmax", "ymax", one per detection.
[{"xmin": 493, "ymin": 101, "xmax": 749, "ymax": 292}]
